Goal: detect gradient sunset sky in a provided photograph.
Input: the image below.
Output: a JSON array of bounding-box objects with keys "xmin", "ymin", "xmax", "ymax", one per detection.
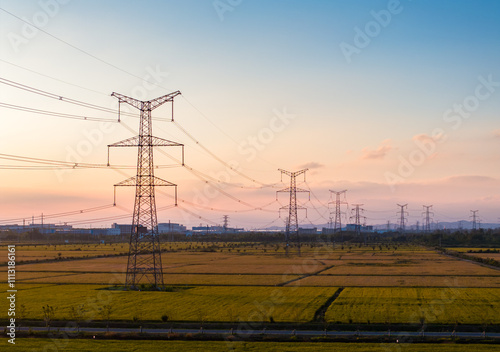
[{"xmin": 1, "ymin": 0, "xmax": 499, "ymax": 229}]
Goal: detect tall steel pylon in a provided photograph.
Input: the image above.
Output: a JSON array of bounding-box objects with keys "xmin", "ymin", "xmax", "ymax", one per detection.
[
  {"xmin": 350, "ymin": 204, "xmax": 366, "ymax": 244},
  {"xmin": 277, "ymin": 169, "xmax": 309, "ymax": 256},
  {"xmin": 222, "ymin": 215, "xmax": 229, "ymax": 233},
  {"xmin": 108, "ymin": 91, "xmax": 183, "ymax": 289},
  {"xmin": 470, "ymin": 210, "xmax": 479, "ymax": 230},
  {"xmin": 397, "ymin": 204, "xmax": 408, "ymax": 233},
  {"xmin": 329, "ymin": 190, "xmax": 347, "ymax": 237},
  {"xmin": 422, "ymin": 205, "xmax": 433, "ymax": 233}
]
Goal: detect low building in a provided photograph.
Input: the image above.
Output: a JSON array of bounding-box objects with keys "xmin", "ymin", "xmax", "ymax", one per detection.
[
  {"xmin": 158, "ymin": 222, "xmax": 187, "ymax": 233},
  {"xmin": 345, "ymin": 224, "xmax": 374, "ymax": 232},
  {"xmin": 298, "ymin": 227, "xmax": 317, "ymax": 235}
]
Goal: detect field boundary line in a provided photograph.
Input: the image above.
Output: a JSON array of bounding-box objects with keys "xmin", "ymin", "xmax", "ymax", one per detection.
[
  {"xmin": 278, "ymin": 264, "xmax": 336, "ymax": 286},
  {"xmin": 312, "ymin": 287, "xmax": 344, "ymax": 322}
]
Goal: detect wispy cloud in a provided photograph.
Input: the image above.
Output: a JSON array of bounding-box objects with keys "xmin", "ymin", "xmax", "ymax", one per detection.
[
  {"xmin": 412, "ymin": 133, "xmax": 445, "ymax": 143},
  {"xmin": 361, "ymin": 139, "xmax": 392, "ymax": 160},
  {"xmin": 299, "ymin": 162, "xmax": 325, "ymax": 169},
  {"xmin": 493, "ymin": 129, "xmax": 500, "ymax": 138}
]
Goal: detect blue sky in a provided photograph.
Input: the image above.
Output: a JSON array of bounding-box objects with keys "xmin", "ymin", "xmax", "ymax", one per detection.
[{"xmin": 0, "ymin": 0, "xmax": 499, "ymax": 228}]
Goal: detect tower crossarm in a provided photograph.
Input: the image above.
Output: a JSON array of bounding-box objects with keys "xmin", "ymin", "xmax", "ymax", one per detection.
[
  {"xmin": 111, "ymin": 91, "xmax": 181, "ymax": 111},
  {"xmin": 108, "ymin": 136, "xmax": 183, "ymax": 148},
  {"xmin": 107, "ymin": 136, "xmax": 184, "ymax": 166},
  {"xmin": 113, "ymin": 176, "xmax": 178, "ymax": 205}
]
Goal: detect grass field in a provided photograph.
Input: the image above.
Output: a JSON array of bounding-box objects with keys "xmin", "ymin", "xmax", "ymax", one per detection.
[
  {"xmin": 1, "ymin": 284, "xmax": 337, "ymax": 323},
  {"xmin": 3, "ymin": 339, "xmax": 499, "ymax": 352},
  {"xmin": 2, "ymin": 243, "xmax": 500, "ymax": 326},
  {"xmin": 325, "ymin": 287, "xmax": 500, "ymax": 324},
  {"xmin": 3, "ymin": 284, "xmax": 498, "ymax": 325},
  {"xmin": 6, "ymin": 245, "xmax": 499, "ymax": 288}
]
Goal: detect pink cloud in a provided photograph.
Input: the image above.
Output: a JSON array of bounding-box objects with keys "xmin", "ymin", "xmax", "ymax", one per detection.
[
  {"xmin": 412, "ymin": 133, "xmax": 445, "ymax": 143},
  {"xmin": 361, "ymin": 139, "xmax": 392, "ymax": 160},
  {"xmin": 299, "ymin": 161, "xmax": 325, "ymax": 169}
]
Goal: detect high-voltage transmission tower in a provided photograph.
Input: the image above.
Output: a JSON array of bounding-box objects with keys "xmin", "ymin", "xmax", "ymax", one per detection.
[
  {"xmin": 277, "ymin": 169, "xmax": 309, "ymax": 256},
  {"xmin": 397, "ymin": 204, "xmax": 408, "ymax": 233},
  {"xmin": 222, "ymin": 215, "xmax": 229, "ymax": 233},
  {"xmin": 470, "ymin": 210, "xmax": 479, "ymax": 230},
  {"xmin": 109, "ymin": 91, "xmax": 183, "ymax": 289},
  {"xmin": 329, "ymin": 190, "xmax": 347, "ymax": 236},
  {"xmin": 422, "ymin": 205, "xmax": 433, "ymax": 233},
  {"xmin": 350, "ymin": 204, "xmax": 366, "ymax": 244}
]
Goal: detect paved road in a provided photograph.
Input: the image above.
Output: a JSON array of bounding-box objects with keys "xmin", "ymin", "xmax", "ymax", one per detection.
[{"xmin": 18, "ymin": 326, "xmax": 500, "ymax": 339}]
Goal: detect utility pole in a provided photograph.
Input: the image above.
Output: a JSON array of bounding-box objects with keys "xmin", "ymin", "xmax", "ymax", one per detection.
[
  {"xmin": 222, "ymin": 215, "xmax": 229, "ymax": 233},
  {"xmin": 277, "ymin": 169, "xmax": 309, "ymax": 256},
  {"xmin": 329, "ymin": 190, "xmax": 347, "ymax": 241},
  {"xmin": 397, "ymin": 204, "xmax": 408, "ymax": 233},
  {"xmin": 422, "ymin": 205, "xmax": 433, "ymax": 233},
  {"xmin": 109, "ymin": 91, "xmax": 183, "ymax": 289},
  {"xmin": 350, "ymin": 204, "xmax": 366, "ymax": 244},
  {"xmin": 470, "ymin": 210, "xmax": 479, "ymax": 230},
  {"xmin": 387, "ymin": 221, "xmax": 391, "ymax": 232}
]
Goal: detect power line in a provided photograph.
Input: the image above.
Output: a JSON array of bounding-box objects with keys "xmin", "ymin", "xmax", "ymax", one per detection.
[
  {"xmin": 1, "ymin": 8, "xmax": 242, "ymax": 147},
  {"xmin": 179, "ymin": 96, "xmax": 241, "ymax": 146},
  {"xmin": 0, "ymin": 101, "xmax": 118, "ymax": 123},
  {"xmin": 0, "ymin": 153, "xmax": 180, "ymax": 170},
  {"xmin": 172, "ymin": 120, "xmax": 273, "ymax": 186},
  {"xmin": 0, "ymin": 76, "xmax": 172, "ymax": 121},
  {"xmin": 0, "ymin": 204, "xmax": 116, "ymax": 225},
  {"xmin": 0, "ymin": 8, "xmax": 171, "ymax": 92},
  {"xmin": 0, "ymin": 58, "xmax": 108, "ymax": 96}
]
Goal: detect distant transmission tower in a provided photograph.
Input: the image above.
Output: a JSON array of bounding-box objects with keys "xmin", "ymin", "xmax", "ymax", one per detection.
[
  {"xmin": 277, "ymin": 169, "xmax": 309, "ymax": 256},
  {"xmin": 470, "ymin": 210, "xmax": 479, "ymax": 230},
  {"xmin": 329, "ymin": 190, "xmax": 347, "ymax": 236},
  {"xmin": 397, "ymin": 204, "xmax": 408, "ymax": 233},
  {"xmin": 109, "ymin": 91, "xmax": 183, "ymax": 289},
  {"xmin": 422, "ymin": 205, "xmax": 433, "ymax": 233},
  {"xmin": 222, "ymin": 215, "xmax": 229, "ymax": 233},
  {"xmin": 350, "ymin": 204, "xmax": 366, "ymax": 244}
]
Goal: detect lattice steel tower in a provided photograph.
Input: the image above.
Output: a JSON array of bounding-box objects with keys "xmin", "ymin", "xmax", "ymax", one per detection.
[
  {"xmin": 109, "ymin": 91, "xmax": 183, "ymax": 289},
  {"xmin": 277, "ymin": 169, "xmax": 309, "ymax": 256},
  {"xmin": 470, "ymin": 210, "xmax": 479, "ymax": 230},
  {"xmin": 422, "ymin": 205, "xmax": 433, "ymax": 233},
  {"xmin": 350, "ymin": 204, "xmax": 366, "ymax": 244},
  {"xmin": 329, "ymin": 190, "xmax": 347, "ymax": 235},
  {"xmin": 397, "ymin": 204, "xmax": 408, "ymax": 233},
  {"xmin": 222, "ymin": 215, "xmax": 229, "ymax": 233}
]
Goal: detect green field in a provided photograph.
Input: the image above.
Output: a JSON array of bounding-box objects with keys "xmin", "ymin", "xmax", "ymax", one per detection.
[
  {"xmin": 325, "ymin": 287, "xmax": 500, "ymax": 324},
  {"xmin": 3, "ymin": 339, "xmax": 499, "ymax": 352},
  {"xmin": 3, "ymin": 284, "xmax": 337, "ymax": 323},
  {"xmin": 2, "ymin": 243, "xmax": 500, "ymax": 326}
]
